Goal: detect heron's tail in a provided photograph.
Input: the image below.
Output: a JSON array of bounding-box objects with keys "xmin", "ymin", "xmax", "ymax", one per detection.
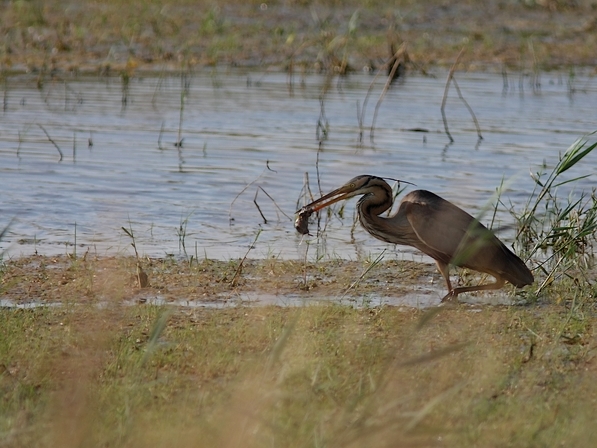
[{"xmin": 500, "ymin": 247, "xmax": 534, "ymax": 287}]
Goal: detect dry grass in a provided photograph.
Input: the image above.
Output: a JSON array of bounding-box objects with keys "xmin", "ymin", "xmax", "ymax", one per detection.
[{"xmin": 1, "ymin": 255, "xmax": 597, "ymax": 447}]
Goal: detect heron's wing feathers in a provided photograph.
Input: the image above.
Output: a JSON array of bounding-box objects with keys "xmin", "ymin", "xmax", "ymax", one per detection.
[
  {"xmin": 399, "ymin": 190, "xmax": 533, "ymax": 286},
  {"xmin": 400, "ymin": 190, "xmax": 496, "ymax": 267}
]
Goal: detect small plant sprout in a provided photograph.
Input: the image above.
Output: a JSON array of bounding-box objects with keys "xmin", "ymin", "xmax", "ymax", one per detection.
[
  {"xmin": 177, "ymin": 211, "xmax": 194, "ymax": 262},
  {"xmin": 122, "ymin": 221, "xmax": 149, "ymax": 288}
]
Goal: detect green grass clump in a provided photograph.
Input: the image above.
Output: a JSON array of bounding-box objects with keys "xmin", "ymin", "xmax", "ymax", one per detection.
[{"xmin": 511, "ymin": 133, "xmax": 597, "ymax": 298}]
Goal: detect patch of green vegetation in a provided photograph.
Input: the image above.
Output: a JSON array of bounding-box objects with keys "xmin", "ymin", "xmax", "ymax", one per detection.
[{"xmin": 511, "ymin": 133, "xmax": 597, "ymax": 297}]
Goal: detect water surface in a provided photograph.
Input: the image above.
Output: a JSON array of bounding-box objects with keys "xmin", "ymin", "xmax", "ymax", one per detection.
[{"xmin": 1, "ymin": 69, "xmax": 596, "ymax": 262}]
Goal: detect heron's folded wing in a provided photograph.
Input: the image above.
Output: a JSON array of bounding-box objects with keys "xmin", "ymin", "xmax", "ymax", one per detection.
[{"xmin": 400, "ymin": 191, "xmax": 491, "ymax": 266}]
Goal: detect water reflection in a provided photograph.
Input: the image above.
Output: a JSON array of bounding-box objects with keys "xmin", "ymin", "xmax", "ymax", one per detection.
[{"xmin": 0, "ymin": 69, "xmax": 596, "ymax": 261}]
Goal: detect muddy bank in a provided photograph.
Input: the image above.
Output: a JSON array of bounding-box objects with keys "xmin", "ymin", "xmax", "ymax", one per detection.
[{"xmin": 0, "ymin": 255, "xmax": 531, "ymax": 310}]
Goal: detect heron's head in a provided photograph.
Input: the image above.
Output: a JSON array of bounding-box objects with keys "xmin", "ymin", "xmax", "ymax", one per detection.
[{"xmin": 298, "ymin": 175, "xmax": 394, "ymax": 213}]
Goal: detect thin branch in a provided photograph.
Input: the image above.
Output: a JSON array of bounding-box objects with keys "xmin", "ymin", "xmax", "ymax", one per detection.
[
  {"xmin": 257, "ymin": 186, "xmax": 292, "ymax": 221},
  {"xmin": 266, "ymin": 160, "xmax": 277, "ymax": 173},
  {"xmin": 253, "ymin": 189, "xmax": 267, "ymax": 224},
  {"xmin": 316, "ymin": 95, "xmax": 329, "ymax": 142},
  {"xmin": 440, "ymin": 47, "xmax": 465, "ymax": 143},
  {"xmin": 370, "ymin": 43, "xmax": 406, "ymax": 144},
  {"xmin": 358, "ymin": 65, "xmax": 386, "ymax": 144},
  {"xmin": 176, "ymin": 72, "xmax": 185, "ymax": 148},
  {"xmin": 451, "ymin": 77, "xmax": 483, "ymax": 140},
  {"xmin": 38, "ymin": 124, "xmax": 63, "ymax": 161},
  {"xmin": 229, "ymin": 162, "xmax": 274, "ymax": 222},
  {"xmin": 296, "ymin": 171, "xmax": 315, "ymax": 210}
]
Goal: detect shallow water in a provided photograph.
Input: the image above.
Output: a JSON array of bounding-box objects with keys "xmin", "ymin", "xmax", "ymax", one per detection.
[
  {"xmin": 0, "ymin": 288, "xmax": 517, "ymax": 310},
  {"xmin": 1, "ymin": 69, "xmax": 596, "ymax": 262}
]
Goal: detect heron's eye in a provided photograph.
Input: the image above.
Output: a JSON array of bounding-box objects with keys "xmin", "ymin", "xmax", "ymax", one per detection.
[{"xmin": 350, "ymin": 183, "xmax": 355, "ymax": 188}]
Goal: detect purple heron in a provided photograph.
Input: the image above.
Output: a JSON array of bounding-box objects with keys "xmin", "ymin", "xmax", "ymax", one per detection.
[{"xmin": 296, "ymin": 175, "xmax": 533, "ymax": 302}]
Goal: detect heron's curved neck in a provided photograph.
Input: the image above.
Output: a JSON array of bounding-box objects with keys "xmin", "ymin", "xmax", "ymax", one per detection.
[
  {"xmin": 356, "ymin": 186, "xmax": 412, "ymax": 245},
  {"xmin": 356, "ymin": 188, "xmax": 393, "ymax": 218}
]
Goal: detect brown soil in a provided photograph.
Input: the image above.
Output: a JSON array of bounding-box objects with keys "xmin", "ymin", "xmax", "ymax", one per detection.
[{"xmin": 0, "ymin": 255, "xmax": 440, "ymax": 306}]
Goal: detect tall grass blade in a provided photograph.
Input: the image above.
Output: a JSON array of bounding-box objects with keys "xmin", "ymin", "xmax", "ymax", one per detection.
[{"xmin": 556, "ymin": 138, "xmax": 597, "ymax": 175}]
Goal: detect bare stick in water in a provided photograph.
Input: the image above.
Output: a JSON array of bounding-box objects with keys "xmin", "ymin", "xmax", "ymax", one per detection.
[
  {"xmin": 257, "ymin": 186, "xmax": 292, "ymax": 221},
  {"xmin": 370, "ymin": 43, "xmax": 407, "ymax": 144},
  {"xmin": 451, "ymin": 77, "xmax": 483, "ymax": 140},
  {"xmin": 441, "ymin": 47, "xmax": 483, "ymax": 143},
  {"xmin": 38, "ymin": 124, "xmax": 63, "ymax": 161},
  {"xmin": 253, "ymin": 189, "xmax": 267, "ymax": 224},
  {"xmin": 229, "ymin": 166, "xmax": 268, "ymax": 222}
]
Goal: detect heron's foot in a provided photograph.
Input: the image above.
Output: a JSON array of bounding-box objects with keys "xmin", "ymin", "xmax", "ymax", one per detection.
[{"xmin": 440, "ymin": 290, "xmax": 459, "ymax": 303}]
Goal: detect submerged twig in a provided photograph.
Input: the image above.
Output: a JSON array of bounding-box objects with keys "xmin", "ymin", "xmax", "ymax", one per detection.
[
  {"xmin": 253, "ymin": 189, "xmax": 267, "ymax": 224},
  {"xmin": 440, "ymin": 48, "xmax": 482, "ymax": 143},
  {"xmin": 229, "ymin": 162, "xmax": 291, "ymax": 224},
  {"xmin": 2, "ymin": 75, "xmax": 8, "ymax": 113},
  {"xmin": 358, "ymin": 65, "xmax": 386, "ymax": 144},
  {"xmin": 38, "ymin": 124, "xmax": 63, "ymax": 161},
  {"xmin": 441, "ymin": 48, "xmax": 465, "ymax": 143},
  {"xmin": 370, "ymin": 43, "xmax": 407, "ymax": 144},
  {"xmin": 120, "ymin": 70, "xmax": 130, "ymax": 110},
  {"xmin": 451, "ymin": 77, "xmax": 483, "ymax": 140},
  {"xmin": 296, "ymin": 171, "xmax": 316, "ymax": 211},
  {"xmin": 229, "ymin": 166, "xmax": 268, "ymax": 223},
  {"xmin": 254, "ymin": 185, "xmax": 294, "ymax": 224},
  {"xmin": 316, "ymin": 141, "xmax": 323, "ymax": 197},
  {"xmin": 502, "ymin": 66, "xmax": 509, "ymax": 94},
  {"xmin": 176, "ymin": 72, "xmax": 187, "ymax": 171},
  {"xmin": 176, "ymin": 72, "xmax": 186, "ymax": 148},
  {"xmin": 257, "ymin": 186, "xmax": 292, "ymax": 222},
  {"xmin": 316, "ymin": 95, "xmax": 329, "ymax": 142},
  {"xmin": 151, "ymin": 65, "xmax": 168, "ymax": 107},
  {"xmin": 17, "ymin": 126, "xmax": 31, "ymax": 159}
]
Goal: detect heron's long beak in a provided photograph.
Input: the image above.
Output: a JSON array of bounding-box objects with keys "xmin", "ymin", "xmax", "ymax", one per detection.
[{"xmin": 297, "ymin": 186, "xmax": 355, "ymax": 214}]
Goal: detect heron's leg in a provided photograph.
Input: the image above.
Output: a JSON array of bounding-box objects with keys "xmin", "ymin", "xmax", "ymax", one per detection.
[
  {"xmin": 440, "ymin": 277, "xmax": 505, "ymax": 302},
  {"xmin": 434, "ymin": 260, "xmax": 453, "ymax": 294}
]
